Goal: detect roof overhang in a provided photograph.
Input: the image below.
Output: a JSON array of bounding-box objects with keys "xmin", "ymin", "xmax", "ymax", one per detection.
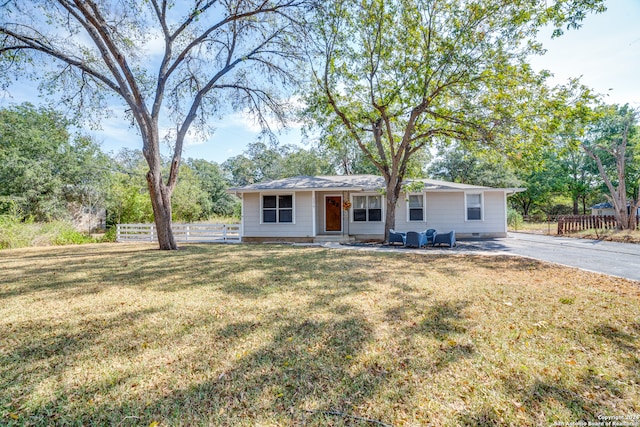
[{"xmin": 227, "ymin": 186, "xmax": 364, "ymax": 194}]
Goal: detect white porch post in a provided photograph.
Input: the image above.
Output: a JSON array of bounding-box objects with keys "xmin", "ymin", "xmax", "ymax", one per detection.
[
  {"xmin": 504, "ymin": 191, "xmax": 508, "ymax": 235},
  {"xmin": 312, "ymin": 190, "xmax": 317, "ymax": 237},
  {"xmin": 239, "ymin": 193, "xmax": 244, "ymax": 239}
]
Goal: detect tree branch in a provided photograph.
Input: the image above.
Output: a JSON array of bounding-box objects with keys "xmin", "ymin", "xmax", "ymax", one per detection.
[{"xmin": 0, "ymin": 27, "xmax": 121, "ymax": 94}]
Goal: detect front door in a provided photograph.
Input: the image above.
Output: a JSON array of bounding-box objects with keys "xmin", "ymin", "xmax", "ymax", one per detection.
[{"xmin": 325, "ymin": 196, "xmax": 342, "ymax": 232}]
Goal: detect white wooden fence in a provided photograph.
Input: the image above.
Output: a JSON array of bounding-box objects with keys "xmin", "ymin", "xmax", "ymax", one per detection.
[{"xmin": 116, "ymin": 223, "xmax": 241, "ymax": 243}]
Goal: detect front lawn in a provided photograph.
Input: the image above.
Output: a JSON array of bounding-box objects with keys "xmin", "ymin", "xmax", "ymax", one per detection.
[{"xmin": 1, "ymin": 244, "xmax": 638, "ymax": 426}]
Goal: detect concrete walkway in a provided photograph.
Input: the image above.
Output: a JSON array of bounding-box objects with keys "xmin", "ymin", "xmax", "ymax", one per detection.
[{"xmin": 323, "ymin": 232, "xmax": 640, "ymax": 282}]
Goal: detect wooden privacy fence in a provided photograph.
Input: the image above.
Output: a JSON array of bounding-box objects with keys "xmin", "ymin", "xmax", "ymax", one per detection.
[
  {"xmin": 557, "ymin": 215, "xmax": 639, "ymax": 235},
  {"xmin": 116, "ymin": 223, "xmax": 241, "ymax": 243}
]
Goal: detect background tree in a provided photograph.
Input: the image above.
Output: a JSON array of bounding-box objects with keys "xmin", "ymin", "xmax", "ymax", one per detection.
[
  {"xmin": 278, "ymin": 146, "xmax": 335, "ymax": 177},
  {"xmin": 582, "ymin": 104, "xmax": 640, "ymax": 230},
  {"xmin": 1, "ymin": 0, "xmax": 304, "ymax": 249},
  {"xmin": 223, "ymin": 141, "xmax": 336, "ymax": 186},
  {"xmin": 303, "ymin": 0, "xmax": 604, "ymax": 240},
  {"xmin": 428, "ymin": 143, "xmax": 521, "ymax": 188},
  {"xmin": 171, "ymin": 164, "xmax": 211, "ymax": 223},
  {"xmin": 106, "ymin": 149, "xmax": 153, "ymax": 226},
  {"xmin": 186, "ymin": 158, "xmax": 239, "ymax": 218},
  {"xmin": 223, "ymin": 142, "xmax": 288, "ymax": 186},
  {"xmin": 508, "ymin": 149, "xmax": 571, "ymax": 218},
  {"xmin": 558, "ymin": 147, "xmax": 600, "ymax": 214},
  {"xmin": 0, "ymin": 103, "xmax": 109, "ymax": 223}
]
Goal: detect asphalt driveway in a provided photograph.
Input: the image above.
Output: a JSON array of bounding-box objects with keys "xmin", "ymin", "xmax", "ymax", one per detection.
[
  {"xmin": 326, "ymin": 232, "xmax": 640, "ymax": 282},
  {"xmin": 471, "ymin": 232, "xmax": 640, "ymax": 282}
]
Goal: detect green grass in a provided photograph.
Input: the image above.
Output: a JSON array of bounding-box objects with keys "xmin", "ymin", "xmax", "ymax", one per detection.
[
  {"xmin": 1, "ymin": 243, "xmax": 639, "ymax": 426},
  {"xmin": 0, "ymin": 217, "xmax": 97, "ymax": 249}
]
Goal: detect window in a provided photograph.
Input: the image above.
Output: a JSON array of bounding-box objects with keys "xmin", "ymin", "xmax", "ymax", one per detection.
[
  {"xmin": 466, "ymin": 193, "xmax": 482, "ymax": 221},
  {"xmin": 353, "ymin": 195, "xmax": 382, "ymax": 222},
  {"xmin": 408, "ymin": 194, "xmax": 425, "ymax": 221},
  {"xmin": 262, "ymin": 194, "xmax": 293, "ymax": 223}
]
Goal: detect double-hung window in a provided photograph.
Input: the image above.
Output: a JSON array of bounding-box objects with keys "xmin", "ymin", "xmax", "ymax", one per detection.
[
  {"xmin": 407, "ymin": 194, "xmax": 425, "ymax": 221},
  {"xmin": 353, "ymin": 195, "xmax": 382, "ymax": 222},
  {"xmin": 466, "ymin": 193, "xmax": 483, "ymax": 221},
  {"xmin": 262, "ymin": 194, "xmax": 293, "ymax": 223}
]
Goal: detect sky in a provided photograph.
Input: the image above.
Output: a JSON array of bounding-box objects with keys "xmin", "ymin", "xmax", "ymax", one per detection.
[{"xmin": 2, "ymin": 0, "xmax": 640, "ymax": 165}]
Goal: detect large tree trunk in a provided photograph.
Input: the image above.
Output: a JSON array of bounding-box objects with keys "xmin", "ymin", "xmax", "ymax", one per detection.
[
  {"xmin": 582, "ymin": 110, "xmax": 636, "ymax": 231},
  {"xmin": 383, "ymin": 175, "xmax": 403, "ymax": 243},
  {"xmin": 147, "ymin": 170, "xmax": 177, "ymax": 250},
  {"xmin": 147, "ymin": 172, "xmax": 177, "ymax": 250},
  {"xmin": 143, "ymin": 131, "xmax": 178, "ymax": 250}
]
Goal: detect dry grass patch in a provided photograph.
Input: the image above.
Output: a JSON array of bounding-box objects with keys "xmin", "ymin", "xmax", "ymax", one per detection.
[
  {"xmin": 1, "ymin": 243, "xmax": 639, "ymax": 426},
  {"xmin": 513, "ymin": 221, "xmax": 640, "ymax": 244}
]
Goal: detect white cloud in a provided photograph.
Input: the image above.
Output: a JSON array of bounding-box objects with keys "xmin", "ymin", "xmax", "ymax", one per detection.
[{"xmin": 142, "ymin": 29, "xmax": 166, "ymax": 58}]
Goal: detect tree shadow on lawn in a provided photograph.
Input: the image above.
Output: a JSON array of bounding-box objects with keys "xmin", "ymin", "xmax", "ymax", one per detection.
[
  {"xmin": 0, "ymin": 244, "xmax": 189, "ymax": 299},
  {"xmin": 456, "ymin": 322, "xmax": 640, "ymax": 426},
  {"xmin": 0, "ymin": 306, "xmax": 164, "ymax": 413},
  {"xmin": 121, "ymin": 308, "xmax": 475, "ymax": 426},
  {"xmin": 0, "ymin": 244, "xmax": 312, "ymax": 299},
  {"xmin": 1, "ymin": 259, "xmax": 482, "ymax": 426},
  {"xmin": 8, "ymin": 243, "xmax": 633, "ymax": 425},
  {"xmin": 12, "ymin": 315, "xmax": 388, "ymax": 426},
  {"xmin": 592, "ymin": 323, "xmax": 640, "ymax": 382},
  {"xmin": 457, "ymin": 372, "xmax": 631, "ymax": 426}
]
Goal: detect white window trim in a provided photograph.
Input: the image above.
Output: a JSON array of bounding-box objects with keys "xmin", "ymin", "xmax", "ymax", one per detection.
[
  {"xmin": 260, "ymin": 192, "xmax": 296, "ymax": 225},
  {"xmin": 350, "ymin": 193, "xmax": 384, "ymax": 223},
  {"xmin": 406, "ymin": 193, "xmax": 426, "ymax": 222},
  {"xmin": 465, "ymin": 192, "xmax": 484, "ymax": 221},
  {"xmin": 323, "ymin": 194, "xmax": 343, "ymax": 233}
]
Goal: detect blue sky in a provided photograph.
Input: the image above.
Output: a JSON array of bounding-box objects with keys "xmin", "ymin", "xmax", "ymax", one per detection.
[{"xmin": 2, "ymin": 0, "xmax": 639, "ymax": 164}]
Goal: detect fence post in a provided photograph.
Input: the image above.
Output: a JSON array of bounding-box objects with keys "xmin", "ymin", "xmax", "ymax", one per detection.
[{"xmin": 223, "ymin": 224, "xmax": 228, "ymax": 242}]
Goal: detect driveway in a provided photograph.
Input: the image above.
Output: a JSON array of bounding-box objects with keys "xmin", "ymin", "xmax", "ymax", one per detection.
[
  {"xmin": 470, "ymin": 232, "xmax": 640, "ymax": 282},
  {"xmin": 324, "ymin": 232, "xmax": 640, "ymax": 282}
]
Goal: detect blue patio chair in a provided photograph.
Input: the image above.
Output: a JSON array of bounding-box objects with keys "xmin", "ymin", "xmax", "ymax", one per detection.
[
  {"xmin": 433, "ymin": 230, "xmax": 456, "ymax": 248},
  {"xmin": 424, "ymin": 228, "xmax": 437, "ymax": 244},
  {"xmin": 388, "ymin": 229, "xmax": 406, "ymax": 246},
  {"xmin": 405, "ymin": 231, "xmax": 427, "ymax": 248}
]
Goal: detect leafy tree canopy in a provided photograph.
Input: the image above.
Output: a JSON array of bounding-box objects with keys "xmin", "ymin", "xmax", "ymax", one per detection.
[
  {"xmin": 0, "ymin": 103, "xmax": 110, "ymax": 221},
  {"xmin": 223, "ymin": 142, "xmax": 335, "ymax": 186},
  {"xmin": 1, "ymin": 0, "xmax": 306, "ymax": 249},
  {"xmin": 302, "ymin": 0, "xmax": 604, "ymax": 238}
]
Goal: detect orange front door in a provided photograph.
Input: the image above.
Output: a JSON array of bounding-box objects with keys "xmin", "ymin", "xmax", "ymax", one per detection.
[{"xmin": 325, "ymin": 196, "xmax": 342, "ymax": 232}]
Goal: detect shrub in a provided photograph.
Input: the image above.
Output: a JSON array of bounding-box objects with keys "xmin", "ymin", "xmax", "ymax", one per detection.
[
  {"xmin": 52, "ymin": 225, "xmax": 96, "ymax": 245},
  {"xmin": 507, "ymin": 208, "xmax": 523, "ymax": 230},
  {"xmin": 0, "ymin": 214, "xmax": 33, "ymax": 249},
  {"xmin": 0, "ymin": 218, "xmax": 96, "ymax": 249},
  {"xmin": 100, "ymin": 226, "xmax": 117, "ymax": 242}
]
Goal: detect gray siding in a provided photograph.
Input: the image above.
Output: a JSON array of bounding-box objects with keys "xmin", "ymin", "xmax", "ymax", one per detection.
[
  {"xmin": 242, "ymin": 189, "xmax": 508, "ymax": 239},
  {"xmin": 394, "ymin": 191, "xmax": 507, "ymax": 237},
  {"xmin": 242, "ymin": 191, "xmax": 314, "ymax": 238}
]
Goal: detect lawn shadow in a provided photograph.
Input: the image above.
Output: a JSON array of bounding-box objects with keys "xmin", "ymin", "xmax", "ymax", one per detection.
[
  {"xmin": 0, "ymin": 306, "xmax": 164, "ymax": 401},
  {"xmin": 592, "ymin": 323, "xmax": 640, "ymax": 381},
  {"xmin": 72, "ymin": 315, "xmax": 393, "ymax": 426}
]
